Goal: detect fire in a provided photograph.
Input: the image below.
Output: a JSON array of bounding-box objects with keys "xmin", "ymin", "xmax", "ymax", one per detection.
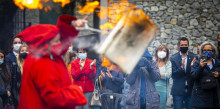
[
  {"xmin": 13, "ymin": 0, "xmax": 70, "ymax": 10},
  {"xmin": 101, "ymin": 57, "xmax": 117, "ymax": 71},
  {"xmin": 99, "ymin": 0, "xmax": 136, "ymax": 31},
  {"xmin": 53, "ymin": 0, "xmax": 70, "ymax": 7},
  {"xmin": 13, "ymin": 0, "xmax": 44, "ymax": 9},
  {"xmin": 101, "ymin": 57, "xmax": 111, "ymax": 67},
  {"xmin": 77, "ymin": 0, "xmax": 139, "ymax": 33},
  {"xmin": 78, "ymin": 1, "xmax": 100, "ymax": 15}
]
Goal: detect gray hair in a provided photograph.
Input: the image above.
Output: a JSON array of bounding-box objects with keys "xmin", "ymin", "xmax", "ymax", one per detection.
[{"xmin": 200, "ymin": 41, "xmax": 218, "ymax": 58}]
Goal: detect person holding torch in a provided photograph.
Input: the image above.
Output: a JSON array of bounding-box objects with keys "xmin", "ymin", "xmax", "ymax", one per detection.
[{"xmin": 16, "ymin": 15, "xmax": 88, "ymax": 109}]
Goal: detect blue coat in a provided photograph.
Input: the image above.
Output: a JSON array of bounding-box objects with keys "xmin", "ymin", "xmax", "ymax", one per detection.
[
  {"xmin": 190, "ymin": 58, "xmax": 220, "ymax": 108},
  {"xmin": 170, "ymin": 52, "xmax": 197, "ymax": 96},
  {"xmin": 95, "ymin": 60, "xmax": 124, "ymax": 93},
  {"xmin": 125, "ymin": 50, "xmax": 161, "ymax": 109},
  {"xmin": 101, "ymin": 67, "xmax": 124, "ymax": 93}
]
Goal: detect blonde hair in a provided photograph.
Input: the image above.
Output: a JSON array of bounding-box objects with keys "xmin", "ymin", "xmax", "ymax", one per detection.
[
  {"xmin": 17, "ymin": 43, "xmax": 28, "ymax": 74},
  {"xmin": 64, "ymin": 51, "xmax": 77, "ymax": 67}
]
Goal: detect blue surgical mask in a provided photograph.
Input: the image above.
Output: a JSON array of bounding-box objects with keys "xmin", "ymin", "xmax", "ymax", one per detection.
[
  {"xmin": 78, "ymin": 53, "xmax": 87, "ymax": 60},
  {"xmin": 203, "ymin": 52, "xmax": 212, "ymax": 59},
  {"xmin": 0, "ymin": 60, "xmax": 3, "ymax": 65}
]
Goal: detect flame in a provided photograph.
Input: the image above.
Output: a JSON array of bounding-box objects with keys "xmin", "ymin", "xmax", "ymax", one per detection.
[
  {"xmin": 44, "ymin": 6, "xmax": 52, "ymax": 12},
  {"xmin": 77, "ymin": 0, "xmax": 140, "ymax": 34},
  {"xmin": 101, "ymin": 57, "xmax": 111, "ymax": 67},
  {"xmin": 99, "ymin": 0, "xmax": 136, "ymax": 31},
  {"xmin": 78, "ymin": 1, "xmax": 100, "ymax": 15},
  {"xmin": 53, "ymin": 0, "xmax": 70, "ymax": 7},
  {"xmin": 13, "ymin": 0, "xmax": 44, "ymax": 9},
  {"xmin": 13, "ymin": 0, "xmax": 70, "ymax": 10},
  {"xmin": 101, "ymin": 57, "xmax": 117, "ymax": 70}
]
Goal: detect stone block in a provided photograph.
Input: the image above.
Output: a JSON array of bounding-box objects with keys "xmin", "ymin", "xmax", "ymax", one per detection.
[{"xmin": 171, "ymin": 19, "xmax": 177, "ymax": 25}]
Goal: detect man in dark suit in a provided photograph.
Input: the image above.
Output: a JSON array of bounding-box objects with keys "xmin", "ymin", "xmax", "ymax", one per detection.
[{"xmin": 170, "ymin": 37, "xmax": 197, "ymax": 109}]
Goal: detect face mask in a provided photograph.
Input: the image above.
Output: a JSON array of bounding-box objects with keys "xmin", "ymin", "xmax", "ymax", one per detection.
[
  {"xmin": 180, "ymin": 47, "xmax": 188, "ymax": 53},
  {"xmin": 218, "ymin": 42, "xmax": 220, "ymax": 46},
  {"xmin": 157, "ymin": 51, "xmax": 167, "ymax": 59},
  {"xmin": 50, "ymin": 43, "xmax": 63, "ymax": 56},
  {"xmin": 203, "ymin": 52, "xmax": 212, "ymax": 59},
  {"xmin": 13, "ymin": 44, "xmax": 21, "ymax": 52},
  {"xmin": 19, "ymin": 53, "xmax": 28, "ymax": 59},
  {"xmin": 0, "ymin": 60, "xmax": 3, "ymax": 65},
  {"xmin": 78, "ymin": 53, "xmax": 87, "ymax": 60}
]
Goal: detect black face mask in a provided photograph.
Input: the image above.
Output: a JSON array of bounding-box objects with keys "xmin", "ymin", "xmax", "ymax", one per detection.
[
  {"xmin": 19, "ymin": 53, "xmax": 28, "ymax": 59},
  {"xmin": 180, "ymin": 47, "xmax": 188, "ymax": 53},
  {"xmin": 218, "ymin": 42, "xmax": 220, "ymax": 46}
]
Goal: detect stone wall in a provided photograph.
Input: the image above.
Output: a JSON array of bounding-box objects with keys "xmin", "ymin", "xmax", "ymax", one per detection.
[
  {"xmin": 13, "ymin": 9, "xmax": 40, "ymax": 35},
  {"xmin": 135, "ymin": 0, "xmax": 220, "ymax": 56}
]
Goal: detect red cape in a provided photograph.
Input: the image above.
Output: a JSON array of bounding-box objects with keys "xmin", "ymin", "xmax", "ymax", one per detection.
[{"xmin": 18, "ymin": 15, "xmax": 87, "ymax": 109}]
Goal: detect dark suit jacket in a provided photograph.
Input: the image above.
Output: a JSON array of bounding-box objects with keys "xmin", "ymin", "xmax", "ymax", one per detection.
[
  {"xmin": 6, "ymin": 52, "xmax": 17, "ymax": 69},
  {"xmin": 170, "ymin": 52, "xmax": 197, "ymax": 96}
]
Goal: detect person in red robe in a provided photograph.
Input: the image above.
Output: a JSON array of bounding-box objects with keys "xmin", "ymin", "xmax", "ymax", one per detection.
[{"xmin": 16, "ymin": 15, "xmax": 88, "ymax": 109}]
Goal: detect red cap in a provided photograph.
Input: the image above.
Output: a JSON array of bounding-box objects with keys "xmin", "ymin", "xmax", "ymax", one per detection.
[{"xmin": 16, "ymin": 24, "xmax": 60, "ymax": 48}]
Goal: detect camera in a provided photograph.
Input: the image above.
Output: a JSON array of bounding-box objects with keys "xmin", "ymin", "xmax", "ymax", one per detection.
[{"xmin": 202, "ymin": 54, "xmax": 207, "ymax": 63}]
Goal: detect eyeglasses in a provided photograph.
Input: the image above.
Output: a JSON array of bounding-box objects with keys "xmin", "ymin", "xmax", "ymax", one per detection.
[{"xmin": 203, "ymin": 49, "xmax": 213, "ymax": 52}]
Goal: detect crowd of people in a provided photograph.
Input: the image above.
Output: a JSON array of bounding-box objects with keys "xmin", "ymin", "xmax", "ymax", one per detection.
[{"xmin": 0, "ymin": 14, "xmax": 220, "ymax": 109}]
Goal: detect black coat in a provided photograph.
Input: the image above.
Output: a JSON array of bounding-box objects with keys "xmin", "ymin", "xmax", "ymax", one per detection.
[
  {"xmin": 0, "ymin": 70, "xmax": 9, "ymax": 108},
  {"xmin": 190, "ymin": 58, "xmax": 220, "ymax": 108},
  {"xmin": 6, "ymin": 52, "xmax": 21, "ymax": 108},
  {"xmin": 170, "ymin": 52, "xmax": 197, "ymax": 96}
]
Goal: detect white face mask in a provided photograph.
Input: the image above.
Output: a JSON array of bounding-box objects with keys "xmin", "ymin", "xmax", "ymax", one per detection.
[
  {"xmin": 157, "ymin": 51, "xmax": 167, "ymax": 59},
  {"xmin": 13, "ymin": 44, "xmax": 21, "ymax": 52}
]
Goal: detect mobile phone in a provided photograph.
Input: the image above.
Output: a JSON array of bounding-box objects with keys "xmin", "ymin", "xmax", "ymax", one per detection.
[{"xmin": 202, "ymin": 54, "xmax": 207, "ymax": 63}]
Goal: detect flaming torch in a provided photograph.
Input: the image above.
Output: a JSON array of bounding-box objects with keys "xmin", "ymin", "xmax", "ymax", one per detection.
[
  {"xmin": 98, "ymin": 9, "xmax": 156, "ymax": 74},
  {"xmin": 77, "ymin": 0, "xmax": 157, "ymax": 74}
]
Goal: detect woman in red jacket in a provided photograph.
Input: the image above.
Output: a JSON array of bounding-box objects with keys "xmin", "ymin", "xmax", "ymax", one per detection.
[
  {"xmin": 16, "ymin": 15, "xmax": 88, "ymax": 109},
  {"xmin": 71, "ymin": 48, "xmax": 96, "ymax": 109}
]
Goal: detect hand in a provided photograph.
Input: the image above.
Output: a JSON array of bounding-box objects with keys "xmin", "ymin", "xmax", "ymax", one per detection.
[
  {"xmin": 191, "ymin": 57, "xmax": 196, "ymax": 66},
  {"xmin": 72, "ymin": 16, "xmax": 88, "ymax": 27},
  {"xmin": 181, "ymin": 58, "xmax": 185, "ymax": 69},
  {"xmin": 7, "ymin": 91, "xmax": 11, "ymax": 97},
  {"xmin": 200, "ymin": 59, "xmax": 206, "ymax": 67},
  {"xmin": 101, "ymin": 71, "xmax": 105, "ymax": 79},
  {"xmin": 106, "ymin": 70, "xmax": 112, "ymax": 78},
  {"xmin": 90, "ymin": 59, "xmax": 96, "ymax": 66},
  {"xmin": 90, "ymin": 59, "xmax": 96, "ymax": 69},
  {"xmin": 213, "ymin": 71, "xmax": 219, "ymax": 78}
]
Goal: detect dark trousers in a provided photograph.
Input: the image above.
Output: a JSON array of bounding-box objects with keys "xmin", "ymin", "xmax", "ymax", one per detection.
[{"xmin": 173, "ymin": 95, "xmax": 191, "ymax": 109}]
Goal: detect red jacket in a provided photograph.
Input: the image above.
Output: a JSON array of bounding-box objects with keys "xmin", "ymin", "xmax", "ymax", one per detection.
[
  {"xmin": 18, "ymin": 15, "xmax": 87, "ymax": 109},
  {"xmin": 71, "ymin": 58, "xmax": 96, "ymax": 92}
]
